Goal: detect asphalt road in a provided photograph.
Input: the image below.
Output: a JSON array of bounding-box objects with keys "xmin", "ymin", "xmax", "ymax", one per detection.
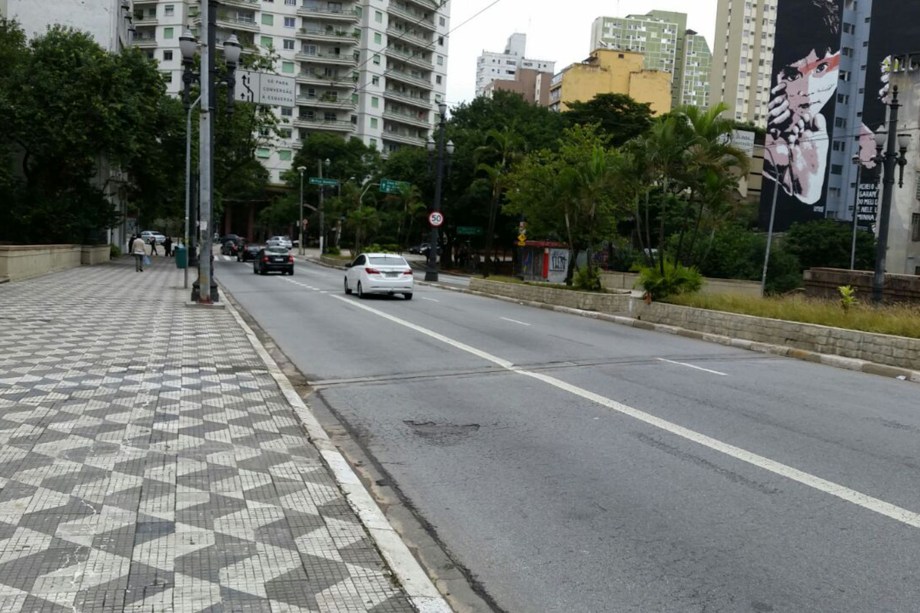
[{"xmin": 216, "ymin": 256, "xmax": 920, "ymax": 613}]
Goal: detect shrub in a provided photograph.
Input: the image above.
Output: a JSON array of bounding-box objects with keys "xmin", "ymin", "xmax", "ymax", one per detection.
[
  {"xmin": 110, "ymin": 244, "xmax": 122, "ymax": 258},
  {"xmin": 637, "ymin": 260, "xmax": 703, "ymax": 300},
  {"xmin": 572, "ymin": 265, "xmax": 602, "ymax": 291}
]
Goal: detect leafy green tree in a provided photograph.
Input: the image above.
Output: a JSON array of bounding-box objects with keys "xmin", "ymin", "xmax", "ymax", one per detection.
[
  {"xmin": 562, "ymin": 93, "xmax": 654, "ymax": 147},
  {"xmin": 475, "ymin": 127, "xmax": 524, "ymax": 277},
  {"xmin": 783, "ymin": 219, "xmax": 876, "ymax": 271}
]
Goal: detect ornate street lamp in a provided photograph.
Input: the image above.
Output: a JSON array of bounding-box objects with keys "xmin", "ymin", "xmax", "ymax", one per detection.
[{"xmin": 869, "ymin": 85, "xmax": 910, "ymax": 303}]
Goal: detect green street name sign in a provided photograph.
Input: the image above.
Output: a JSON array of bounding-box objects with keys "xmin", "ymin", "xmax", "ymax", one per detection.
[
  {"xmin": 380, "ymin": 178, "xmax": 410, "ymax": 194},
  {"xmin": 309, "ymin": 177, "xmax": 339, "ymax": 186},
  {"xmin": 456, "ymin": 226, "xmax": 483, "ymax": 236}
]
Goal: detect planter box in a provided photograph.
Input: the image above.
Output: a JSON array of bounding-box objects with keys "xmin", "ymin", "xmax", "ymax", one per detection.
[{"xmin": 0, "ymin": 244, "xmax": 110, "ymax": 281}]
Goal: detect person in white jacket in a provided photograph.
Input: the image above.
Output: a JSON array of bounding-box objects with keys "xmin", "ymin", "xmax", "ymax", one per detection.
[{"xmin": 131, "ymin": 235, "xmax": 147, "ymax": 272}]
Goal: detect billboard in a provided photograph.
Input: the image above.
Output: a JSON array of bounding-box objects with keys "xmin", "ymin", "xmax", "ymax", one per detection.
[{"xmin": 761, "ymin": 0, "xmax": 843, "ymax": 229}]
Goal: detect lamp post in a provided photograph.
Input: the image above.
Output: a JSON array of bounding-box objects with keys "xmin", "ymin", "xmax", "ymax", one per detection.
[
  {"xmin": 318, "ymin": 157, "xmax": 330, "ymax": 254},
  {"xmin": 297, "ymin": 165, "xmax": 306, "ymax": 255},
  {"xmin": 849, "ymin": 155, "xmax": 862, "ymax": 270},
  {"xmin": 760, "ymin": 147, "xmax": 780, "ymax": 296},
  {"xmin": 870, "ymin": 85, "xmax": 910, "ymax": 303},
  {"xmin": 425, "ymin": 102, "xmax": 454, "ymax": 282},
  {"xmin": 186, "ymin": 2, "xmax": 240, "ymax": 304},
  {"xmin": 179, "ymin": 30, "xmax": 201, "ymax": 290}
]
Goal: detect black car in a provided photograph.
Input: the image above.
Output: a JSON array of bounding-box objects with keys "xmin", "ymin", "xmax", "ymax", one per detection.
[
  {"xmin": 253, "ymin": 247, "xmax": 294, "ymax": 275},
  {"xmin": 238, "ymin": 243, "xmax": 262, "ymax": 262},
  {"xmin": 220, "ymin": 239, "xmax": 243, "ymax": 256}
]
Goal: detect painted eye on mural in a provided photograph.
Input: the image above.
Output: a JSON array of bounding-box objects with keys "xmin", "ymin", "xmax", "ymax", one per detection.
[{"xmin": 814, "ymin": 61, "xmax": 829, "ymax": 74}]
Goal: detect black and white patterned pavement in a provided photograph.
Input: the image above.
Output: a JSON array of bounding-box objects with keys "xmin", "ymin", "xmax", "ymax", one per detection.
[{"xmin": 0, "ymin": 257, "xmax": 440, "ymax": 613}]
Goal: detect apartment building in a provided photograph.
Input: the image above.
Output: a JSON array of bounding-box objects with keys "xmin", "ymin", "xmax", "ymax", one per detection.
[
  {"xmin": 590, "ymin": 10, "xmax": 711, "ymax": 109},
  {"xmin": 709, "ymin": 0, "xmax": 778, "ymax": 126},
  {"xmin": 129, "ymin": 0, "xmax": 449, "ymax": 185},
  {"xmin": 475, "ymin": 33, "xmax": 555, "ymax": 98},
  {"xmin": 0, "ymin": 0, "xmax": 133, "ymax": 51}
]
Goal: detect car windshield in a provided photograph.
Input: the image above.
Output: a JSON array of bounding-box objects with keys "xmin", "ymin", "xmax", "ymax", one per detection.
[
  {"xmin": 368, "ymin": 255, "xmax": 408, "ymax": 266},
  {"xmin": 265, "ymin": 248, "xmax": 288, "ymax": 255}
]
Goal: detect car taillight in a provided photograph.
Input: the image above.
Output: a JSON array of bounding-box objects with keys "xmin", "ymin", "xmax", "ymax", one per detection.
[
  {"xmin": 262, "ymin": 256, "xmax": 269, "ymax": 262},
  {"xmin": 288, "ymin": 256, "xmax": 294, "ymax": 263},
  {"xmin": 365, "ymin": 267, "xmax": 380, "ymax": 274},
  {"xmin": 402, "ymin": 269, "xmax": 413, "ymax": 275}
]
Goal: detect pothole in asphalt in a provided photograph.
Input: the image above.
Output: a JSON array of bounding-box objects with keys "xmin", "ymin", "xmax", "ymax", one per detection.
[{"xmin": 403, "ymin": 420, "xmax": 480, "ymax": 446}]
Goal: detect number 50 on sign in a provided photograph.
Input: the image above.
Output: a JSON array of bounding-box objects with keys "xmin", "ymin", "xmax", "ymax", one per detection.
[{"xmin": 428, "ymin": 211, "xmax": 444, "ymax": 227}]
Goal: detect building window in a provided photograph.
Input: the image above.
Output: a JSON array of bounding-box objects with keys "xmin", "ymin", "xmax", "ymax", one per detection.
[
  {"xmin": 371, "ymin": 96, "xmax": 379, "ymax": 108},
  {"xmin": 163, "ymin": 50, "xmax": 173, "ymax": 61},
  {"xmin": 912, "ymin": 213, "xmax": 920, "ymax": 241},
  {"xmin": 283, "ymin": 39, "xmax": 294, "ymax": 50},
  {"xmin": 164, "ymin": 5, "xmax": 175, "ymax": 16},
  {"xmin": 284, "ymin": 17, "xmax": 295, "ymax": 28},
  {"xmin": 282, "ymin": 61, "xmax": 294, "ymax": 74},
  {"xmin": 163, "ymin": 27, "xmax": 175, "ymax": 39},
  {"xmin": 831, "ymin": 164, "xmax": 843, "ymax": 175},
  {"xmin": 160, "ymin": 71, "xmax": 172, "ymax": 83},
  {"xmin": 279, "ymin": 128, "xmax": 292, "ymax": 138},
  {"xmin": 371, "ymin": 75, "xmax": 379, "ymax": 85},
  {"xmin": 374, "ymin": 32, "xmax": 382, "ymax": 44},
  {"xmin": 261, "ymin": 36, "xmax": 273, "ymax": 48},
  {"xmin": 256, "ymin": 147, "xmax": 271, "ymax": 159},
  {"xmin": 262, "ymin": 13, "xmax": 274, "ymax": 26},
  {"xmin": 436, "ymin": 75, "xmax": 442, "ymax": 84},
  {"xmin": 324, "ymin": 111, "xmax": 336, "ymax": 121},
  {"xmin": 279, "ymin": 150, "xmax": 292, "ymax": 161},
  {"xmin": 370, "ymin": 117, "xmax": 378, "ymax": 128},
  {"xmin": 437, "ymin": 55, "xmax": 443, "ymax": 66},
  {"xmin": 375, "ymin": 10, "xmax": 383, "ymax": 23},
  {"xmin": 369, "ymin": 138, "xmax": 377, "ymax": 149},
  {"xmin": 439, "ymin": 16, "xmax": 446, "ymax": 26},
  {"xmin": 373, "ymin": 54, "xmax": 380, "ymax": 65},
  {"xmin": 281, "ymin": 107, "xmax": 292, "ymax": 116},
  {"xmin": 285, "ymin": 0, "xmax": 296, "ymax": 4}
]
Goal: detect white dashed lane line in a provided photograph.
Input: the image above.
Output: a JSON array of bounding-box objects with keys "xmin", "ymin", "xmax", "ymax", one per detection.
[{"xmin": 657, "ymin": 357, "xmax": 728, "ymax": 376}]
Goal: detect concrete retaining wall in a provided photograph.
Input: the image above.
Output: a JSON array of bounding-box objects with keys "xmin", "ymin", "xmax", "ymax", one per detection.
[
  {"xmin": 0, "ymin": 245, "xmax": 110, "ymax": 281},
  {"xmin": 469, "ymin": 278, "xmax": 920, "ymax": 372},
  {"xmin": 600, "ymin": 271, "xmax": 762, "ymax": 298}
]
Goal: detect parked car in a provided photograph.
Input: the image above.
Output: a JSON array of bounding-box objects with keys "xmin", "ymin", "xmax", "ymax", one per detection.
[
  {"xmin": 238, "ymin": 243, "xmax": 262, "ymax": 262},
  {"xmin": 266, "ymin": 235, "xmax": 293, "ymax": 249},
  {"xmin": 219, "ymin": 233, "xmax": 242, "ymax": 245},
  {"xmin": 253, "ymin": 247, "xmax": 294, "ymax": 275},
  {"xmin": 344, "ymin": 253, "xmax": 414, "ymax": 300},
  {"xmin": 409, "ymin": 242, "xmax": 440, "ymax": 256},
  {"xmin": 140, "ymin": 230, "xmax": 166, "ymax": 245}
]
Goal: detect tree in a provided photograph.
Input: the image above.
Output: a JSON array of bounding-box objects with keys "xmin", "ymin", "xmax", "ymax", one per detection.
[
  {"xmin": 563, "ymin": 93, "xmax": 654, "ymax": 147},
  {"xmin": 475, "ymin": 127, "xmax": 524, "ymax": 277},
  {"xmin": 782, "ymin": 219, "xmax": 876, "ymax": 271}
]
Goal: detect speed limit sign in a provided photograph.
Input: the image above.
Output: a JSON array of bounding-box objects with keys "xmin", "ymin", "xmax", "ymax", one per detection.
[{"xmin": 428, "ymin": 211, "xmax": 444, "ymax": 227}]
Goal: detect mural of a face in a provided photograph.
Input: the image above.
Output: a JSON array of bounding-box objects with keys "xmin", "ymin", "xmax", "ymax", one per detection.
[{"xmin": 778, "ymin": 49, "xmax": 841, "ymax": 123}]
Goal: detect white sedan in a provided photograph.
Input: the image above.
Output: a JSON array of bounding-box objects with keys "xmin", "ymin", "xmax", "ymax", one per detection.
[{"xmin": 344, "ymin": 253, "xmax": 414, "ymax": 300}]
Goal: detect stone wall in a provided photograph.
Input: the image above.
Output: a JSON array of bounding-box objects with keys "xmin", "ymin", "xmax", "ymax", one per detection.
[
  {"xmin": 469, "ymin": 278, "xmax": 920, "ymax": 373},
  {"xmin": 803, "ymin": 268, "xmax": 920, "ymax": 303},
  {"xmin": 0, "ymin": 245, "xmax": 109, "ymax": 281}
]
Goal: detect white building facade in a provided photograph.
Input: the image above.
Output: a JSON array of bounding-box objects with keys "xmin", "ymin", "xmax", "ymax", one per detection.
[
  {"xmin": 709, "ymin": 0, "xmax": 778, "ymax": 126},
  {"xmin": 475, "ymin": 33, "xmax": 554, "ymax": 98}
]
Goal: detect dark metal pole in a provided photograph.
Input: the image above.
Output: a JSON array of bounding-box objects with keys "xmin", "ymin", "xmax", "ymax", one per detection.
[
  {"xmin": 849, "ymin": 160, "xmax": 861, "ymax": 270},
  {"xmin": 872, "ymin": 88, "xmax": 900, "ymax": 303},
  {"xmin": 318, "ymin": 160, "xmax": 325, "ymax": 254},
  {"xmin": 425, "ymin": 114, "xmax": 445, "ymax": 282}
]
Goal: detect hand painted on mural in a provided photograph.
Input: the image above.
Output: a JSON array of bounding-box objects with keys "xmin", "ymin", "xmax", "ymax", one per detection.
[{"xmin": 765, "ymin": 49, "xmax": 840, "ymax": 205}]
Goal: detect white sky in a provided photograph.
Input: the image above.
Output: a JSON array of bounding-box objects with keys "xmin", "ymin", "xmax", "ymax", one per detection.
[{"xmin": 444, "ymin": 0, "xmax": 719, "ymax": 107}]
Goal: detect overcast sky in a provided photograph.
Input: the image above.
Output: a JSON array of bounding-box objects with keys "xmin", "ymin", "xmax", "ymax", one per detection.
[{"xmin": 444, "ymin": 0, "xmax": 719, "ymax": 107}]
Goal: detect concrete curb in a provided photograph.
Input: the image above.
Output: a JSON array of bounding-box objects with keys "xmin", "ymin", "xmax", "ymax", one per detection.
[
  {"xmin": 422, "ymin": 281, "xmax": 920, "ymax": 385},
  {"xmin": 220, "ymin": 286, "xmax": 452, "ymax": 613}
]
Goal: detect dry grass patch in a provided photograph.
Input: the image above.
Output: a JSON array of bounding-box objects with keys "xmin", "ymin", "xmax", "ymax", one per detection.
[{"xmin": 667, "ymin": 293, "xmax": 920, "ymax": 339}]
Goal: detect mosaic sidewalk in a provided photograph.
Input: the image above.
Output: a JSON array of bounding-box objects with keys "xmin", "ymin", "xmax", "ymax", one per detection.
[{"xmin": 0, "ymin": 258, "xmax": 417, "ymax": 612}]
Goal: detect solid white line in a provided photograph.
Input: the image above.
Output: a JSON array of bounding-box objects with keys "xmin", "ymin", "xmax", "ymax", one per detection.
[
  {"xmin": 328, "ymin": 295, "xmax": 920, "ymax": 529},
  {"xmin": 224, "ymin": 295, "xmax": 452, "ymax": 611},
  {"xmin": 657, "ymin": 357, "xmax": 727, "ymax": 376},
  {"xmin": 501, "ymin": 317, "xmax": 531, "ymax": 327},
  {"xmin": 421, "ymin": 297, "xmax": 439, "ymax": 302}
]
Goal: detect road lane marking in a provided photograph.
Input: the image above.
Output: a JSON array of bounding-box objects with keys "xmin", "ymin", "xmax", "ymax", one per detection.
[
  {"xmin": 328, "ymin": 294, "xmax": 920, "ymax": 529},
  {"xmin": 421, "ymin": 297, "xmax": 439, "ymax": 302},
  {"xmin": 501, "ymin": 317, "xmax": 531, "ymax": 327},
  {"xmin": 657, "ymin": 358, "xmax": 727, "ymax": 376}
]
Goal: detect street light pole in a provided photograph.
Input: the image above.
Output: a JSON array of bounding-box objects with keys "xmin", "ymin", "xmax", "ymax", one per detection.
[
  {"xmin": 426, "ymin": 102, "xmax": 451, "ymax": 282},
  {"xmin": 761, "ymin": 148, "xmax": 780, "ymax": 296},
  {"xmin": 184, "ymin": 94, "xmax": 200, "ymax": 289},
  {"xmin": 849, "ymin": 155, "xmax": 862, "ymax": 270},
  {"xmin": 870, "ymin": 85, "xmax": 909, "ymax": 303},
  {"xmin": 318, "ymin": 158, "xmax": 329, "ymax": 254},
  {"xmin": 297, "ymin": 165, "xmax": 306, "ymax": 255}
]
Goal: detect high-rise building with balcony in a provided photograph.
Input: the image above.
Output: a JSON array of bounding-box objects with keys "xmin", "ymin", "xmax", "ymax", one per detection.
[
  {"xmin": 128, "ymin": 0, "xmax": 449, "ymax": 185},
  {"xmin": 0, "ymin": 0, "xmax": 133, "ymax": 51},
  {"xmin": 590, "ymin": 10, "xmax": 711, "ymax": 109},
  {"xmin": 709, "ymin": 0, "xmax": 778, "ymax": 126}
]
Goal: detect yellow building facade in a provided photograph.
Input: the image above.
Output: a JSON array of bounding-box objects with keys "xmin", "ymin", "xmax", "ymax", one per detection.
[{"xmin": 548, "ymin": 49, "xmax": 672, "ymax": 115}]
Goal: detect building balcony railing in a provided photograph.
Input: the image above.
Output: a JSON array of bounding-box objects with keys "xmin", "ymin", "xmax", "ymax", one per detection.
[
  {"xmin": 387, "ymin": 4, "xmax": 436, "ymax": 31},
  {"xmin": 381, "ymin": 130, "xmax": 427, "ymax": 147},
  {"xmin": 133, "ymin": 15, "xmax": 158, "ymax": 26},
  {"xmin": 293, "ymin": 117, "xmax": 355, "ymax": 132},
  {"xmin": 403, "ymin": 0, "xmax": 441, "ymax": 10},
  {"xmin": 133, "ymin": 36, "xmax": 158, "ymax": 48},
  {"xmin": 297, "ymin": 95, "xmax": 357, "ymax": 111},
  {"xmin": 296, "ymin": 72, "xmax": 354, "ymax": 88},
  {"xmin": 385, "ymin": 26, "xmax": 432, "ymax": 50},
  {"xmin": 386, "ymin": 68, "xmax": 431, "ymax": 90},
  {"xmin": 295, "ymin": 52, "xmax": 357, "ymax": 67},
  {"xmin": 216, "ymin": 15, "xmax": 260, "ymax": 33},
  {"xmin": 383, "ymin": 110, "xmax": 431, "ymax": 129},
  {"xmin": 296, "ymin": 28, "xmax": 357, "ymax": 45},
  {"xmin": 386, "ymin": 48, "xmax": 434, "ymax": 71},
  {"xmin": 222, "ymin": 0, "xmax": 260, "ymax": 8},
  {"xmin": 382, "ymin": 89, "xmax": 431, "ymax": 110},
  {"xmin": 296, "ymin": 6, "xmax": 360, "ymax": 23}
]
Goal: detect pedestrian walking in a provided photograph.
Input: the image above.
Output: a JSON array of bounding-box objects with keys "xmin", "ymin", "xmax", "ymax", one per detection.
[
  {"xmin": 164, "ymin": 236, "xmax": 173, "ymax": 257},
  {"xmin": 131, "ymin": 235, "xmax": 147, "ymax": 272},
  {"xmin": 149, "ymin": 236, "xmax": 157, "ymax": 256}
]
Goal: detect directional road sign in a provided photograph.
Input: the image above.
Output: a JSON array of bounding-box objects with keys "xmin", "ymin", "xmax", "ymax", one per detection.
[
  {"xmin": 380, "ymin": 178, "xmax": 411, "ymax": 194},
  {"xmin": 234, "ymin": 70, "xmax": 296, "ymax": 108},
  {"xmin": 428, "ymin": 211, "xmax": 444, "ymax": 227},
  {"xmin": 309, "ymin": 177, "xmax": 339, "ymax": 187}
]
